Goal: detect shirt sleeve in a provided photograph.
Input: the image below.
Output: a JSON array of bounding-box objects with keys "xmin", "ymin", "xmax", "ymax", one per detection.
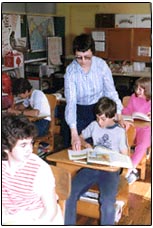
[
  {"xmin": 23, "ymin": 98, "xmax": 30, "ymax": 107},
  {"xmin": 64, "ymin": 62, "xmax": 77, "ymax": 128},
  {"xmin": 81, "ymin": 123, "xmax": 92, "ymax": 139},
  {"xmin": 34, "ymin": 160, "xmax": 56, "ymax": 197}
]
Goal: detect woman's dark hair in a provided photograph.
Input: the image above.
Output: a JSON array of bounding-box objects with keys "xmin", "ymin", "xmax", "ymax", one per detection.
[
  {"xmin": 12, "ymin": 78, "xmax": 32, "ymax": 95},
  {"xmin": 2, "ymin": 113, "xmax": 37, "ymax": 160},
  {"xmin": 134, "ymin": 77, "xmax": 151, "ymax": 101},
  {"xmin": 95, "ymin": 97, "xmax": 117, "ymax": 118},
  {"xmin": 72, "ymin": 33, "xmax": 95, "ymax": 54}
]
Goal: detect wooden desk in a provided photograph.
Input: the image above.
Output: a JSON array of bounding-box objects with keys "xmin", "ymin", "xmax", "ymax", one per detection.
[
  {"xmin": 46, "ymin": 149, "xmax": 119, "ymax": 177},
  {"xmin": 133, "ymin": 119, "xmax": 151, "ymax": 128},
  {"xmin": 46, "ymin": 149, "xmax": 129, "ymax": 220}
]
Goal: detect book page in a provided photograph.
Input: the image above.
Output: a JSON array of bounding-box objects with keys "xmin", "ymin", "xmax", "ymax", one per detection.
[
  {"xmin": 132, "ymin": 112, "xmax": 151, "ymax": 122},
  {"xmin": 122, "ymin": 115, "xmax": 134, "ymax": 122},
  {"xmin": 87, "ymin": 146, "xmax": 133, "ymax": 169},
  {"xmin": 68, "ymin": 148, "xmax": 90, "ymax": 160},
  {"xmin": 109, "ymin": 152, "xmax": 133, "ymax": 168}
]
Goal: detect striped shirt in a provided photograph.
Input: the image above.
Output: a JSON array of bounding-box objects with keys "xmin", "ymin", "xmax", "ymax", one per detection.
[
  {"xmin": 64, "ymin": 56, "xmax": 123, "ymax": 128},
  {"xmin": 2, "ymin": 153, "xmax": 55, "ymax": 215}
]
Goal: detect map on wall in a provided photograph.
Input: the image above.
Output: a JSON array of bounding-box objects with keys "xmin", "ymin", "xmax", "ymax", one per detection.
[{"xmin": 27, "ymin": 16, "xmax": 54, "ymax": 52}]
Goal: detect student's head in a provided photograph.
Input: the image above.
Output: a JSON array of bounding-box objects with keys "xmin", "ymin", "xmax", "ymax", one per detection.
[
  {"xmin": 134, "ymin": 77, "xmax": 151, "ymax": 101},
  {"xmin": 95, "ymin": 97, "xmax": 117, "ymax": 127},
  {"xmin": 73, "ymin": 34, "xmax": 95, "ymax": 68},
  {"xmin": 2, "ymin": 113, "xmax": 37, "ymax": 161},
  {"xmin": 12, "ymin": 78, "xmax": 32, "ymax": 98}
]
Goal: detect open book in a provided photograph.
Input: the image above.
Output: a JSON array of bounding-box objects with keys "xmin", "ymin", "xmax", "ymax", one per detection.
[
  {"xmin": 122, "ymin": 112, "xmax": 151, "ymax": 122},
  {"xmin": 68, "ymin": 146, "xmax": 133, "ymax": 169}
]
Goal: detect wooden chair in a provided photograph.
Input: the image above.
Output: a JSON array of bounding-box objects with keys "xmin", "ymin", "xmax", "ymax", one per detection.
[
  {"xmin": 77, "ymin": 124, "xmax": 137, "ymax": 221},
  {"xmin": 50, "ymin": 165, "xmax": 71, "ymax": 216},
  {"xmin": 33, "ymin": 94, "xmax": 60, "ymax": 154},
  {"xmin": 122, "ymin": 96, "xmax": 150, "ymax": 180}
]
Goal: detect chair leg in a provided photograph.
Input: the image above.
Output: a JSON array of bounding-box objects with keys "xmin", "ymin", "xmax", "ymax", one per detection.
[
  {"xmin": 33, "ymin": 141, "xmax": 40, "ymax": 154},
  {"xmin": 139, "ymin": 163, "xmax": 146, "ymax": 180}
]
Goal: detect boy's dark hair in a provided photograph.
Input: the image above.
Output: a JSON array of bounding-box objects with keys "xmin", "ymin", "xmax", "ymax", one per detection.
[
  {"xmin": 2, "ymin": 113, "xmax": 37, "ymax": 160},
  {"xmin": 12, "ymin": 78, "xmax": 32, "ymax": 95},
  {"xmin": 95, "ymin": 97, "xmax": 117, "ymax": 118},
  {"xmin": 134, "ymin": 77, "xmax": 151, "ymax": 101},
  {"xmin": 73, "ymin": 33, "xmax": 95, "ymax": 54}
]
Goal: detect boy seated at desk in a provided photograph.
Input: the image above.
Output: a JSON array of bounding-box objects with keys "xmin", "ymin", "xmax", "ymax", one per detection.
[
  {"xmin": 7, "ymin": 78, "xmax": 50, "ymax": 137},
  {"xmin": 65, "ymin": 97, "xmax": 129, "ymax": 225}
]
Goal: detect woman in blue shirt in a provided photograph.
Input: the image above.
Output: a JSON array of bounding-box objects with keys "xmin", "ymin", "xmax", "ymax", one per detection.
[{"xmin": 64, "ymin": 33, "xmax": 123, "ymax": 151}]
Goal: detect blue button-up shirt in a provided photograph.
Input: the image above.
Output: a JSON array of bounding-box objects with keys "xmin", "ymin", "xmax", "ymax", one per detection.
[{"xmin": 64, "ymin": 56, "xmax": 123, "ymax": 129}]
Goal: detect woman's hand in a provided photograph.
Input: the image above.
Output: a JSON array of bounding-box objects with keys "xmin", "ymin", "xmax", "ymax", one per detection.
[
  {"xmin": 71, "ymin": 128, "xmax": 81, "ymax": 151},
  {"xmin": 117, "ymin": 114, "xmax": 133, "ymax": 130}
]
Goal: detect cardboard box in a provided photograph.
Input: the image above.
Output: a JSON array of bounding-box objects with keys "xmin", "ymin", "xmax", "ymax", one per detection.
[
  {"xmin": 4, "ymin": 51, "xmax": 23, "ymax": 68},
  {"xmin": 115, "ymin": 14, "xmax": 136, "ymax": 28}
]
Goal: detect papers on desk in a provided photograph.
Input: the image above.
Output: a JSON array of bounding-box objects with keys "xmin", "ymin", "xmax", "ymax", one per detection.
[
  {"xmin": 38, "ymin": 113, "xmax": 50, "ymax": 118},
  {"xmin": 68, "ymin": 146, "xmax": 134, "ymax": 169}
]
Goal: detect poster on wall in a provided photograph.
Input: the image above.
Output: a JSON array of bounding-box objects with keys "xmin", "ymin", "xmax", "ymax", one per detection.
[
  {"xmin": 27, "ymin": 16, "xmax": 55, "ymax": 52},
  {"xmin": 2, "ymin": 14, "xmax": 21, "ymax": 57}
]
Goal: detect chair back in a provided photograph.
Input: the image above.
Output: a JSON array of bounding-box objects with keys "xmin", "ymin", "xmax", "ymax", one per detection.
[
  {"xmin": 46, "ymin": 94, "xmax": 58, "ymax": 134},
  {"xmin": 122, "ymin": 96, "xmax": 130, "ymax": 108},
  {"xmin": 126, "ymin": 125, "xmax": 136, "ymax": 150},
  {"xmin": 33, "ymin": 94, "xmax": 58, "ymax": 154},
  {"xmin": 50, "ymin": 165, "xmax": 71, "ymax": 216}
]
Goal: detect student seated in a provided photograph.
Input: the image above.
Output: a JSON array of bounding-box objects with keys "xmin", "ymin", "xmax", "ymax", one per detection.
[
  {"xmin": 65, "ymin": 97, "xmax": 128, "ymax": 225},
  {"xmin": 2, "ymin": 113, "xmax": 63, "ymax": 225},
  {"xmin": 8, "ymin": 78, "xmax": 50, "ymax": 137},
  {"xmin": 122, "ymin": 77, "xmax": 151, "ymax": 184}
]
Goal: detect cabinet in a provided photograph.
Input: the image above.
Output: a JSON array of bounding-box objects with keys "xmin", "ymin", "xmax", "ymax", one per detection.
[
  {"xmin": 131, "ymin": 28, "xmax": 151, "ymax": 62},
  {"xmin": 107, "ymin": 28, "xmax": 132, "ymax": 61},
  {"xmin": 85, "ymin": 27, "xmax": 151, "ymax": 62}
]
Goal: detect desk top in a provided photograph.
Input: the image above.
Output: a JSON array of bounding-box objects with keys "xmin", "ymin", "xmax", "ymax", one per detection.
[
  {"xmin": 46, "ymin": 149, "xmax": 119, "ymax": 172},
  {"xmin": 132, "ymin": 119, "xmax": 151, "ymax": 128}
]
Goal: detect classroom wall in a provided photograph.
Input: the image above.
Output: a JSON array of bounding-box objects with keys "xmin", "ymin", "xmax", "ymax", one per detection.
[
  {"xmin": 56, "ymin": 2, "xmax": 151, "ymax": 55},
  {"xmin": 2, "ymin": 2, "xmax": 56, "ymax": 15}
]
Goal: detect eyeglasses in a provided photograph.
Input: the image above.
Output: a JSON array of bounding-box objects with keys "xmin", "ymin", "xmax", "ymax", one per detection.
[{"xmin": 75, "ymin": 56, "xmax": 92, "ymax": 61}]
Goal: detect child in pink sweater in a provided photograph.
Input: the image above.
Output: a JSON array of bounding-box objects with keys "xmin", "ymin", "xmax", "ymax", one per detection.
[{"xmin": 122, "ymin": 77, "xmax": 151, "ymax": 184}]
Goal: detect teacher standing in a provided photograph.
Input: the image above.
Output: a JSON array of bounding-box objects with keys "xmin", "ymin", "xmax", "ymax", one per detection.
[{"xmin": 64, "ymin": 33, "xmax": 123, "ymax": 151}]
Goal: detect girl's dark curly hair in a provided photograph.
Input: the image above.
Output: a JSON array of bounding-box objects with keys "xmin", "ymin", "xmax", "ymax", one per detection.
[{"xmin": 2, "ymin": 113, "xmax": 37, "ymax": 160}]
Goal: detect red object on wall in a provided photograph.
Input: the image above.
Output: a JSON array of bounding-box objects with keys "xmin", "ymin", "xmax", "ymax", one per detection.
[
  {"xmin": 4, "ymin": 51, "xmax": 23, "ymax": 67},
  {"xmin": 2, "ymin": 73, "xmax": 14, "ymax": 109},
  {"xmin": 2, "ymin": 72, "xmax": 12, "ymax": 93}
]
